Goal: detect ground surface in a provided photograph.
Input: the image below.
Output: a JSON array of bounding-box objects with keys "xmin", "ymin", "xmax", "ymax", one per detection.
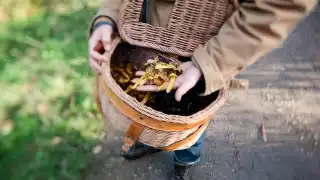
[{"xmin": 84, "ymin": 4, "xmax": 320, "ymax": 180}]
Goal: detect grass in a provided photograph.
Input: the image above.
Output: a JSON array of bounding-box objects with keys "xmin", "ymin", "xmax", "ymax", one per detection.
[{"xmin": 0, "ymin": 5, "xmax": 104, "ymax": 180}]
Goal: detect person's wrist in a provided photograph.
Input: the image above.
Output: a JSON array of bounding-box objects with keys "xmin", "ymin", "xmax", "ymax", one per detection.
[
  {"xmin": 190, "ymin": 58, "xmax": 204, "ymax": 80},
  {"xmin": 92, "ymin": 16, "xmax": 117, "ymax": 32}
]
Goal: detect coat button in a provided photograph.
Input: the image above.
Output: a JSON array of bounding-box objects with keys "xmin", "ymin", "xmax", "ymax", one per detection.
[{"xmin": 237, "ymin": 65, "xmax": 244, "ymax": 71}]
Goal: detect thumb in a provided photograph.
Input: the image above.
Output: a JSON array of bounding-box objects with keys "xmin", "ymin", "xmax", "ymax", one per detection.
[
  {"xmin": 175, "ymin": 81, "xmax": 194, "ymax": 102},
  {"xmin": 102, "ymin": 28, "xmax": 112, "ymax": 51}
]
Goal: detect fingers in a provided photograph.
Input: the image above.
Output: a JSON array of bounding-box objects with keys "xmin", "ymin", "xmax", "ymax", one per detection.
[
  {"xmin": 175, "ymin": 75, "xmax": 198, "ymax": 102},
  {"xmin": 96, "ymin": 25, "xmax": 113, "ymax": 52},
  {"xmin": 135, "ymin": 85, "xmax": 159, "ymax": 92},
  {"xmin": 132, "ymin": 73, "xmax": 182, "ymax": 91},
  {"xmin": 102, "ymin": 31, "xmax": 112, "ymax": 51},
  {"xmin": 89, "ymin": 39, "xmax": 108, "ymax": 62},
  {"xmin": 89, "ymin": 27, "xmax": 112, "ymax": 63},
  {"xmin": 89, "ymin": 58, "xmax": 102, "ymax": 72},
  {"xmin": 175, "ymin": 64, "xmax": 202, "ymax": 101},
  {"xmin": 131, "ymin": 78, "xmax": 140, "ymax": 84},
  {"xmin": 146, "ymin": 59, "xmax": 155, "ymax": 64},
  {"xmin": 131, "ymin": 72, "xmax": 146, "ymax": 83},
  {"xmin": 173, "ymin": 75, "xmax": 183, "ymax": 88},
  {"xmin": 89, "ymin": 51, "xmax": 108, "ymax": 62},
  {"xmin": 175, "ymin": 82, "xmax": 192, "ymax": 102},
  {"xmin": 135, "ymin": 71, "xmax": 145, "ymax": 77},
  {"xmin": 133, "ymin": 78, "xmax": 192, "ymax": 101}
]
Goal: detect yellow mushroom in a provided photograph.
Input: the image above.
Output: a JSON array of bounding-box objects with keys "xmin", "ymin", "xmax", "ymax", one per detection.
[
  {"xmin": 158, "ymin": 81, "xmax": 167, "ymax": 91},
  {"xmin": 125, "ymin": 64, "xmax": 133, "ymax": 76},
  {"xmin": 118, "ymin": 76, "xmax": 130, "ymax": 84},
  {"xmin": 132, "ymin": 74, "xmax": 149, "ymax": 89},
  {"xmin": 153, "ymin": 78, "xmax": 164, "ymax": 86},
  {"xmin": 166, "ymin": 73, "xmax": 177, "ymax": 93},
  {"xmin": 140, "ymin": 92, "xmax": 151, "ymax": 105},
  {"xmin": 115, "ymin": 54, "xmax": 180, "ymax": 104},
  {"xmin": 154, "ymin": 62, "xmax": 179, "ymax": 71},
  {"xmin": 124, "ymin": 85, "xmax": 134, "ymax": 93}
]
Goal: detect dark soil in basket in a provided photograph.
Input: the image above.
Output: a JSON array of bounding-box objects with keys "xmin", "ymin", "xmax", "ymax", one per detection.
[
  {"xmin": 110, "ymin": 43, "xmax": 220, "ymax": 116},
  {"xmin": 146, "ymin": 80, "xmax": 220, "ymax": 116}
]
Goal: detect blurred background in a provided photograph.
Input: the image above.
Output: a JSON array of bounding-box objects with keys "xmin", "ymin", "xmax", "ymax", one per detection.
[{"xmin": 0, "ymin": 0, "xmax": 104, "ymax": 179}]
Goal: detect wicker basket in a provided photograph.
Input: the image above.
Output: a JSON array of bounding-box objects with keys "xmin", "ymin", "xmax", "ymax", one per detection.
[
  {"xmin": 94, "ymin": 37, "xmax": 230, "ymax": 151},
  {"xmin": 118, "ymin": 0, "xmax": 235, "ymax": 56},
  {"xmin": 93, "ymin": 0, "xmax": 243, "ymax": 151}
]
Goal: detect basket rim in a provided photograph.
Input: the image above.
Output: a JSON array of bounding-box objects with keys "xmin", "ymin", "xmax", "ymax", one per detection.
[{"xmin": 100, "ymin": 37, "xmax": 227, "ymax": 124}]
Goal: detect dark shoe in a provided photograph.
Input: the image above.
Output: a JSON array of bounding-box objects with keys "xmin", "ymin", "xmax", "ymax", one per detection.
[
  {"xmin": 169, "ymin": 164, "xmax": 191, "ymax": 180},
  {"xmin": 121, "ymin": 141, "xmax": 161, "ymax": 160}
]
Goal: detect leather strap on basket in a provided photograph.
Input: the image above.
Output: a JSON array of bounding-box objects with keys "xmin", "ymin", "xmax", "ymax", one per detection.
[
  {"xmin": 94, "ymin": 74, "xmax": 103, "ymax": 114},
  {"xmin": 162, "ymin": 120, "xmax": 210, "ymax": 151},
  {"xmin": 101, "ymin": 79, "xmax": 211, "ymax": 132},
  {"xmin": 122, "ymin": 122, "xmax": 145, "ymax": 152},
  {"xmin": 94, "ymin": 74, "xmax": 144, "ymax": 152}
]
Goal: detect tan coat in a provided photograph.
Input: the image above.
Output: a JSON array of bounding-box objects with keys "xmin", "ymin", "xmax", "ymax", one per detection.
[{"xmin": 90, "ymin": 0, "xmax": 317, "ymax": 95}]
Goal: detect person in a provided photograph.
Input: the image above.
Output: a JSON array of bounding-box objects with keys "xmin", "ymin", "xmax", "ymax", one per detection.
[{"xmin": 88, "ymin": 0, "xmax": 317, "ymax": 179}]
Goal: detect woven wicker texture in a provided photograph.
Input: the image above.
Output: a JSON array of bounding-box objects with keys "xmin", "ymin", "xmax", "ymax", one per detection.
[
  {"xmin": 118, "ymin": 0, "xmax": 235, "ymax": 57},
  {"xmin": 100, "ymin": 37, "xmax": 227, "ymax": 125},
  {"xmin": 97, "ymin": 74, "xmax": 206, "ymax": 149}
]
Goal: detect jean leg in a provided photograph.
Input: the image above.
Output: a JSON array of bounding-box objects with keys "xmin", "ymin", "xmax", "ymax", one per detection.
[{"xmin": 173, "ymin": 132, "xmax": 206, "ymax": 166}]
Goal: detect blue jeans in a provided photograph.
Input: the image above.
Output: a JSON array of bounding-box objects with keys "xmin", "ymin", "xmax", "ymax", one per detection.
[
  {"xmin": 173, "ymin": 132, "xmax": 206, "ymax": 166},
  {"xmin": 132, "ymin": 132, "xmax": 206, "ymax": 166}
]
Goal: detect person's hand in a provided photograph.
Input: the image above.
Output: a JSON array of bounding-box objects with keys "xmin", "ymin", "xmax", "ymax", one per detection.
[
  {"xmin": 133, "ymin": 61, "xmax": 202, "ymax": 102},
  {"xmin": 88, "ymin": 25, "xmax": 113, "ymax": 73}
]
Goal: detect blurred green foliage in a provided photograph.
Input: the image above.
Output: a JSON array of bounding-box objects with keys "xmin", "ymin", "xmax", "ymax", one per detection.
[
  {"xmin": 0, "ymin": 0, "xmax": 100, "ymax": 21},
  {"xmin": 0, "ymin": 1, "xmax": 104, "ymax": 179}
]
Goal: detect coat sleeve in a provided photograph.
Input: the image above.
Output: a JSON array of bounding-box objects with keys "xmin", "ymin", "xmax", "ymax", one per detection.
[
  {"xmin": 89, "ymin": 0, "xmax": 124, "ymax": 36},
  {"xmin": 192, "ymin": 0, "xmax": 318, "ymax": 95}
]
